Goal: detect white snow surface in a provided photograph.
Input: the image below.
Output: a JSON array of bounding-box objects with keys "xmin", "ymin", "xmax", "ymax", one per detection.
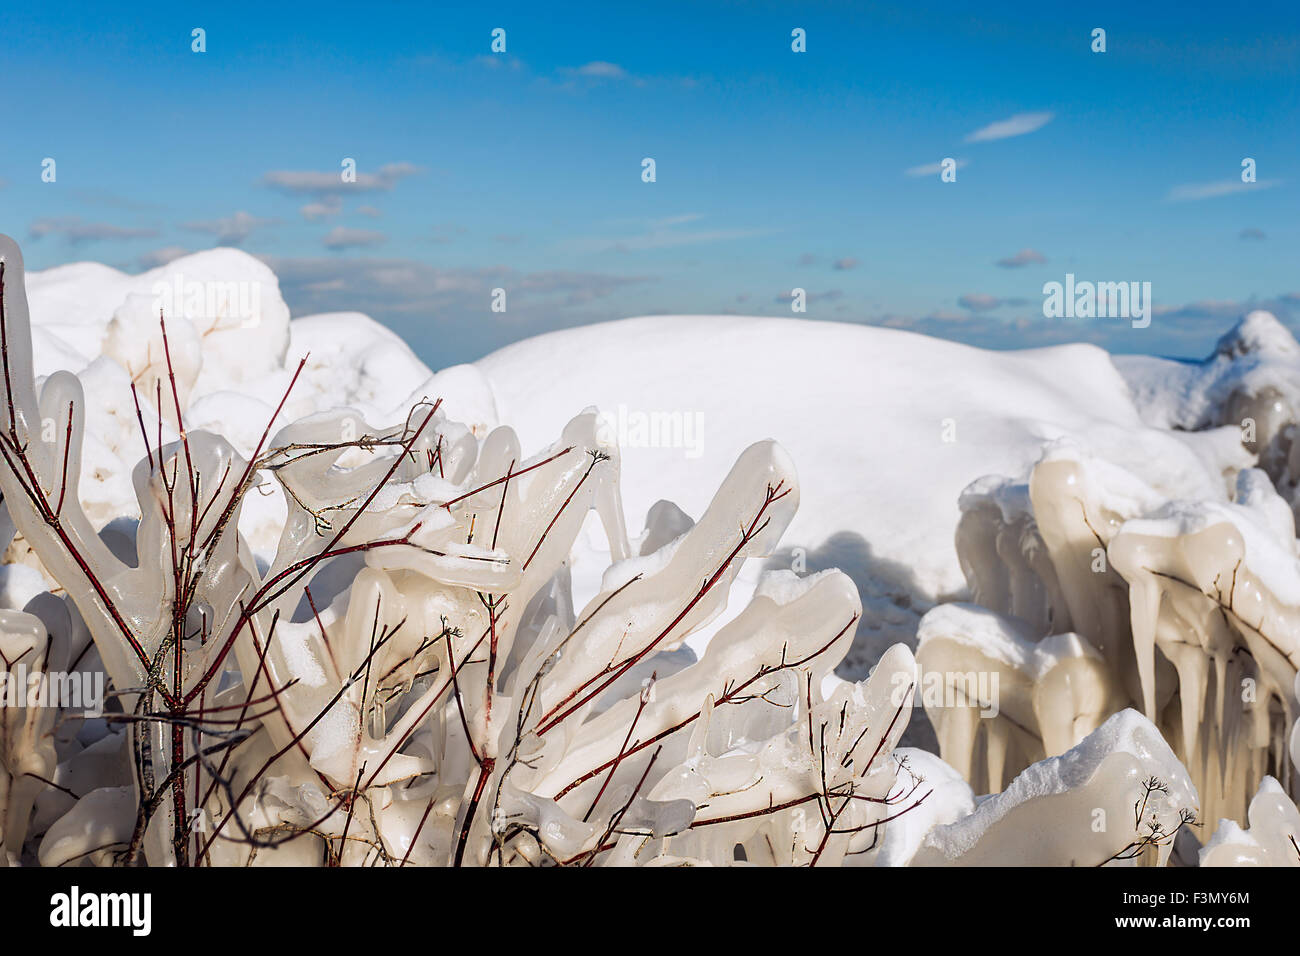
[
  {"xmin": 477, "ymin": 315, "xmax": 1239, "ymax": 668},
  {"xmin": 1116, "ymin": 310, "xmax": 1300, "ymax": 430},
  {"xmin": 26, "ymin": 255, "xmax": 497, "ymax": 436},
  {"xmin": 875, "ymin": 747, "xmax": 975, "ymax": 867},
  {"xmin": 21, "ymin": 250, "xmax": 497, "ymax": 561}
]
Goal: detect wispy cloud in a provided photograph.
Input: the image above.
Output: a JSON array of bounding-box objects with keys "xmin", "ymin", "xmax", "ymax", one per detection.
[
  {"xmin": 832, "ymin": 257, "xmax": 858, "ymax": 271},
  {"xmin": 567, "ymin": 61, "xmax": 629, "ymax": 79},
  {"xmin": 957, "ymin": 293, "xmax": 1031, "ymax": 311},
  {"xmin": 471, "ymin": 54, "xmax": 526, "ymax": 72},
  {"xmin": 300, "ymin": 196, "xmax": 343, "ymax": 221},
  {"xmin": 774, "ymin": 289, "xmax": 843, "ymax": 305},
  {"xmin": 1240, "ymin": 227, "xmax": 1267, "ymax": 240},
  {"xmin": 958, "ymin": 292, "xmax": 1003, "ymax": 311},
  {"xmin": 138, "ymin": 246, "xmax": 190, "ymax": 269},
  {"xmin": 904, "ymin": 158, "xmax": 967, "ymax": 177},
  {"xmin": 262, "ymin": 162, "xmax": 423, "ymax": 196},
  {"xmin": 869, "ymin": 292, "xmax": 1300, "ymax": 357},
  {"xmin": 876, "ymin": 309, "xmax": 972, "ymax": 330},
  {"xmin": 29, "ymin": 217, "xmax": 159, "ymax": 244},
  {"xmin": 512, "ymin": 270, "xmax": 653, "ymax": 304},
  {"xmin": 650, "ymin": 213, "xmax": 705, "ymax": 228},
  {"xmin": 567, "ymin": 214, "xmax": 771, "ymax": 253},
  {"xmin": 262, "ymin": 255, "xmax": 656, "ymax": 330},
  {"xmin": 1166, "ymin": 179, "xmax": 1281, "ymax": 201},
  {"xmin": 996, "ymin": 248, "xmax": 1047, "ymax": 268},
  {"xmin": 323, "ymin": 226, "xmax": 387, "ymax": 250},
  {"xmin": 68, "ymin": 188, "xmax": 163, "ymax": 212},
  {"xmin": 557, "ymin": 61, "xmax": 648, "ymax": 87},
  {"xmin": 182, "ymin": 211, "xmax": 278, "ymax": 245},
  {"xmin": 963, "ymin": 111, "xmax": 1054, "ymax": 143}
]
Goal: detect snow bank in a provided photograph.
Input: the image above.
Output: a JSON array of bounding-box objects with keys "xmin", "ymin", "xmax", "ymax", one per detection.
[
  {"xmin": 476, "ymin": 315, "xmax": 1235, "ymax": 672},
  {"xmin": 21, "ymin": 251, "xmax": 497, "ymax": 561},
  {"xmin": 1117, "ymin": 311, "xmax": 1300, "ymax": 521},
  {"xmin": 1118, "ymin": 311, "xmax": 1300, "ymax": 432}
]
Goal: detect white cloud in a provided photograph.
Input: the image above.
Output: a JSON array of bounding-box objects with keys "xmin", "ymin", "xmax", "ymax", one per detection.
[
  {"xmin": 649, "ymin": 213, "xmax": 704, "ymax": 228},
  {"xmin": 963, "ymin": 111, "xmax": 1054, "ymax": 143},
  {"xmin": 958, "ymin": 293, "xmax": 1003, "ymax": 311},
  {"xmin": 472, "ymin": 54, "xmax": 525, "ymax": 72},
  {"xmin": 572, "ymin": 61, "xmax": 628, "ymax": 79},
  {"xmin": 264, "ymin": 255, "xmax": 655, "ymax": 318},
  {"xmin": 996, "ymin": 248, "xmax": 1047, "ymax": 268},
  {"xmin": 904, "ymin": 158, "xmax": 967, "ymax": 177},
  {"xmin": 567, "ymin": 215, "xmax": 771, "ymax": 253},
  {"xmin": 30, "ymin": 217, "xmax": 159, "ymax": 244},
  {"xmin": 262, "ymin": 162, "xmax": 422, "ymax": 196},
  {"xmin": 182, "ymin": 211, "xmax": 278, "ymax": 245},
  {"xmin": 322, "ymin": 226, "xmax": 387, "ymax": 250},
  {"xmin": 1166, "ymin": 179, "xmax": 1281, "ymax": 201},
  {"xmin": 138, "ymin": 246, "xmax": 190, "ymax": 269},
  {"xmin": 300, "ymin": 196, "xmax": 343, "ymax": 221},
  {"xmin": 774, "ymin": 289, "xmax": 842, "ymax": 304},
  {"xmin": 556, "ymin": 61, "xmax": 652, "ymax": 88}
]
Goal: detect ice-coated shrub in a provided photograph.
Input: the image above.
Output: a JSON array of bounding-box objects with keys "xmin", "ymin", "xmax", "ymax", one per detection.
[{"xmin": 0, "ymin": 235, "xmax": 926, "ymax": 866}]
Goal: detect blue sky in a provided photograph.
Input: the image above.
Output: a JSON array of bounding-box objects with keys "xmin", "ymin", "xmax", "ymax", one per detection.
[{"xmin": 0, "ymin": 0, "xmax": 1296, "ymax": 365}]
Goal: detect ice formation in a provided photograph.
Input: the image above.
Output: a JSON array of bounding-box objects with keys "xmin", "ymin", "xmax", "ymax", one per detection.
[
  {"xmin": 924, "ymin": 323, "xmax": 1300, "ymax": 834},
  {"xmin": 1200, "ymin": 775, "xmax": 1300, "ymax": 866},
  {"xmin": 910, "ymin": 710, "xmax": 1198, "ymax": 867},
  {"xmin": 916, "ymin": 603, "xmax": 1123, "ymax": 794},
  {"xmin": 0, "ymin": 235, "xmax": 926, "ymax": 866}
]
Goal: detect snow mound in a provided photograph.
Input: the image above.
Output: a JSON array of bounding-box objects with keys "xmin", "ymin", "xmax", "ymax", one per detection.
[
  {"xmin": 476, "ymin": 315, "xmax": 1236, "ymax": 672},
  {"xmin": 1215, "ymin": 310, "xmax": 1300, "ymax": 362},
  {"xmin": 1118, "ymin": 311, "xmax": 1300, "ymax": 433},
  {"xmin": 20, "ymin": 251, "xmax": 496, "ymax": 561}
]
